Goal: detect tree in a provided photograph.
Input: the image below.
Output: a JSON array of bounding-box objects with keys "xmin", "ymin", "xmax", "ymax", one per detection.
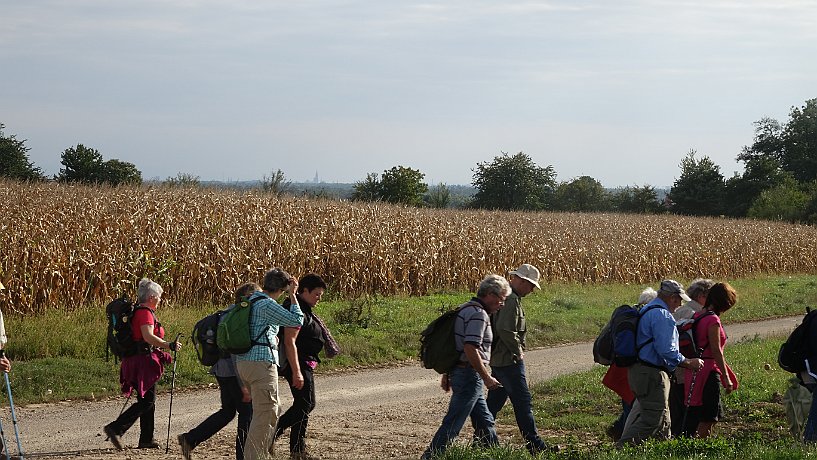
[
  {"xmin": 723, "ymin": 155, "xmax": 786, "ymax": 217},
  {"xmin": 747, "ymin": 176, "xmax": 811, "ymax": 223},
  {"xmin": 261, "ymin": 169, "xmax": 291, "ymax": 196},
  {"xmin": 780, "ymin": 99, "xmax": 817, "ymax": 183},
  {"xmin": 164, "ymin": 172, "xmax": 201, "ymax": 187},
  {"xmin": 611, "ymin": 185, "xmax": 663, "ymax": 214},
  {"xmin": 379, "ymin": 166, "xmax": 428, "ymax": 206},
  {"xmin": 0, "ymin": 123, "xmax": 44, "ymax": 181},
  {"xmin": 58, "ymin": 144, "xmax": 105, "ymax": 183},
  {"xmin": 555, "ymin": 176, "xmax": 609, "ymax": 212},
  {"xmin": 470, "ymin": 152, "xmax": 557, "ymax": 211},
  {"xmin": 668, "ymin": 150, "xmax": 725, "ymax": 216},
  {"xmin": 351, "ymin": 173, "xmax": 381, "ymax": 202},
  {"xmin": 101, "ymin": 159, "xmax": 142, "ymax": 185},
  {"xmin": 425, "ymin": 183, "xmax": 451, "ymax": 209}
]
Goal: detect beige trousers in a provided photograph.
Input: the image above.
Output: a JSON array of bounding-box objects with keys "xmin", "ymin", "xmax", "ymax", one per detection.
[{"xmin": 237, "ymin": 360, "xmax": 280, "ymax": 460}]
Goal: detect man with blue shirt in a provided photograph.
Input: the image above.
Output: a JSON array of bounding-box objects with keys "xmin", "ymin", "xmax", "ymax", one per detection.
[
  {"xmin": 235, "ymin": 268, "xmax": 304, "ymax": 460},
  {"xmin": 617, "ymin": 279, "xmax": 704, "ymax": 446}
]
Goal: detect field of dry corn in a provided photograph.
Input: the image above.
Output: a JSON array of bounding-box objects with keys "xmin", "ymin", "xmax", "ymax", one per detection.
[{"xmin": 2, "ymin": 180, "xmax": 817, "ymax": 315}]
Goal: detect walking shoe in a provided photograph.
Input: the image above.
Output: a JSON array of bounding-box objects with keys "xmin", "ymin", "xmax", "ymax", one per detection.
[
  {"xmin": 103, "ymin": 425, "xmax": 123, "ymax": 451},
  {"xmin": 290, "ymin": 452, "xmax": 320, "ymax": 460},
  {"xmin": 178, "ymin": 434, "xmax": 193, "ymax": 460},
  {"xmin": 137, "ymin": 439, "xmax": 161, "ymax": 449}
]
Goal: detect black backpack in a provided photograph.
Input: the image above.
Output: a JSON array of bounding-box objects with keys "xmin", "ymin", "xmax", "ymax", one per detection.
[
  {"xmin": 778, "ymin": 307, "xmax": 817, "ymax": 373},
  {"xmin": 420, "ymin": 306, "xmax": 466, "ymax": 374},
  {"xmin": 105, "ymin": 296, "xmax": 151, "ymax": 361},
  {"xmin": 191, "ymin": 309, "xmax": 230, "ymax": 366}
]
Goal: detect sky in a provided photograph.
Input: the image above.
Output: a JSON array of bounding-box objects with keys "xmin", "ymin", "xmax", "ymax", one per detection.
[{"xmin": 2, "ymin": 1, "xmax": 816, "ymax": 187}]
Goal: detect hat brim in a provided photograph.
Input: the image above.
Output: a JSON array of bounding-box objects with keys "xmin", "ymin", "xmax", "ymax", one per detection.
[
  {"xmin": 513, "ymin": 274, "xmax": 540, "ymax": 290},
  {"xmin": 680, "ymin": 292, "xmax": 692, "ymax": 302}
]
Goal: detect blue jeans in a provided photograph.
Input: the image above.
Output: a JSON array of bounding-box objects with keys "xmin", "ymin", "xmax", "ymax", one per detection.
[
  {"xmin": 483, "ymin": 361, "xmax": 546, "ymax": 453},
  {"xmin": 422, "ymin": 367, "xmax": 497, "ymax": 459},
  {"xmin": 804, "ymin": 384, "xmax": 817, "ymax": 442}
]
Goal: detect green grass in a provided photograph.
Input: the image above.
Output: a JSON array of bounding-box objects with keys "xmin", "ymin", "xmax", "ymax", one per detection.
[
  {"xmin": 436, "ymin": 334, "xmax": 814, "ymax": 459},
  {"xmin": 3, "ymin": 274, "xmax": 817, "ymax": 405}
]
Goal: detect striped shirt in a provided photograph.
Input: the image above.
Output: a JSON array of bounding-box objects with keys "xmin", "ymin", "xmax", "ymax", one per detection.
[
  {"xmin": 235, "ymin": 291, "xmax": 304, "ymax": 364},
  {"xmin": 454, "ymin": 298, "xmax": 493, "ymax": 365}
]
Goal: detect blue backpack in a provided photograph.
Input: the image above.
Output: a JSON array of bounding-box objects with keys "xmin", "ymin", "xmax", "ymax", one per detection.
[{"xmin": 593, "ymin": 304, "xmax": 660, "ymax": 367}]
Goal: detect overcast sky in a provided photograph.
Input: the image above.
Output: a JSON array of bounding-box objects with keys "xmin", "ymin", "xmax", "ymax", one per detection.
[{"xmin": 2, "ymin": 1, "xmax": 815, "ymax": 187}]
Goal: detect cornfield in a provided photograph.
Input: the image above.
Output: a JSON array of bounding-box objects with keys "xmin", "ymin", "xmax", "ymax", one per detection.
[{"xmin": 2, "ymin": 180, "xmax": 817, "ymax": 315}]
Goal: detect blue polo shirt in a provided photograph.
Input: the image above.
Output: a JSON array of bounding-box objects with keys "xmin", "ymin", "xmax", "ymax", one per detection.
[{"xmin": 636, "ymin": 298, "xmax": 685, "ymax": 371}]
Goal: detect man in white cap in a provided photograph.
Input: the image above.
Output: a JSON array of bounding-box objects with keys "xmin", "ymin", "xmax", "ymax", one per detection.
[
  {"xmin": 475, "ymin": 264, "xmax": 551, "ymax": 455},
  {"xmin": 618, "ymin": 279, "xmax": 704, "ymax": 446}
]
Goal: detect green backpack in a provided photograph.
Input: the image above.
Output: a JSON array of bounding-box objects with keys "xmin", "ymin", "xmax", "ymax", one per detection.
[
  {"xmin": 216, "ymin": 296, "xmax": 270, "ymax": 354},
  {"xmin": 419, "ymin": 305, "xmax": 467, "ymax": 374}
]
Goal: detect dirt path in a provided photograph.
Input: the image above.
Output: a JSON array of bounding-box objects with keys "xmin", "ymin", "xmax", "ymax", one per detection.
[{"xmin": 4, "ymin": 316, "xmax": 799, "ymax": 459}]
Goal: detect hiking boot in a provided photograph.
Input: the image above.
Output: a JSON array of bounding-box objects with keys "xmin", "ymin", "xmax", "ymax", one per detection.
[
  {"xmin": 178, "ymin": 434, "xmax": 193, "ymax": 460},
  {"xmin": 103, "ymin": 425, "xmax": 123, "ymax": 451},
  {"xmin": 137, "ymin": 439, "xmax": 161, "ymax": 449},
  {"xmin": 290, "ymin": 452, "xmax": 320, "ymax": 460},
  {"xmin": 606, "ymin": 423, "xmax": 623, "ymax": 441}
]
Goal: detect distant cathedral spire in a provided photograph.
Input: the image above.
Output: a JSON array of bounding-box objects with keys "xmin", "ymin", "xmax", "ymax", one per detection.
[{"xmin": 313, "ymin": 170, "xmax": 319, "ymax": 183}]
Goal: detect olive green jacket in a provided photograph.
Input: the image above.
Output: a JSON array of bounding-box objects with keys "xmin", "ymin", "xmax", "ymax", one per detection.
[{"xmin": 489, "ymin": 290, "xmax": 526, "ymax": 367}]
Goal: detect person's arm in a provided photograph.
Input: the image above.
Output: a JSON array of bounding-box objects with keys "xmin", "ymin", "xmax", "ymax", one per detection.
[
  {"xmin": 284, "ymin": 327, "xmax": 304, "ymax": 390},
  {"xmin": 140, "ymin": 324, "xmax": 181, "ymax": 351},
  {"xmin": 463, "ymin": 344, "xmax": 500, "ymax": 390},
  {"xmin": 708, "ymin": 322, "xmax": 734, "ymax": 392}
]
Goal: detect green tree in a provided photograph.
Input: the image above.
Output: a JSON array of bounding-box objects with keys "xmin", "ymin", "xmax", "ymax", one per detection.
[
  {"xmin": 351, "ymin": 173, "xmax": 381, "ymax": 202},
  {"xmin": 555, "ymin": 176, "xmax": 609, "ymax": 212},
  {"xmin": 780, "ymin": 99, "xmax": 817, "ymax": 183},
  {"xmin": 164, "ymin": 172, "xmax": 201, "ymax": 187},
  {"xmin": 470, "ymin": 152, "xmax": 557, "ymax": 211},
  {"xmin": 747, "ymin": 176, "xmax": 811, "ymax": 222},
  {"xmin": 58, "ymin": 144, "xmax": 105, "ymax": 183},
  {"xmin": 101, "ymin": 159, "xmax": 142, "ymax": 185},
  {"xmin": 668, "ymin": 150, "xmax": 725, "ymax": 216},
  {"xmin": 611, "ymin": 185, "xmax": 663, "ymax": 214},
  {"xmin": 379, "ymin": 166, "xmax": 428, "ymax": 206},
  {"xmin": 723, "ymin": 155, "xmax": 786, "ymax": 217},
  {"xmin": 261, "ymin": 169, "xmax": 291, "ymax": 196},
  {"xmin": 425, "ymin": 183, "xmax": 451, "ymax": 209},
  {"xmin": 0, "ymin": 124, "xmax": 44, "ymax": 181}
]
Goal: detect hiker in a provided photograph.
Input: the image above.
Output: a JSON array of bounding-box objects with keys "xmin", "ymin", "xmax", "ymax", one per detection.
[
  {"xmin": 235, "ymin": 268, "xmax": 304, "ymax": 460},
  {"xmin": 104, "ymin": 278, "xmax": 183, "ymax": 450},
  {"xmin": 683, "ymin": 282, "xmax": 738, "ymax": 438},
  {"xmin": 0, "ymin": 280, "xmax": 15, "ymax": 460},
  {"xmin": 474, "ymin": 264, "xmax": 550, "ymax": 455},
  {"xmin": 803, "ymin": 309, "xmax": 817, "ymax": 442},
  {"xmin": 670, "ymin": 278, "xmax": 715, "ymax": 437},
  {"xmin": 617, "ymin": 279, "xmax": 704, "ymax": 446},
  {"xmin": 602, "ymin": 287, "xmax": 657, "ymax": 441},
  {"xmin": 421, "ymin": 274, "xmax": 511, "ymax": 460},
  {"xmin": 178, "ymin": 282, "xmax": 260, "ymax": 460}
]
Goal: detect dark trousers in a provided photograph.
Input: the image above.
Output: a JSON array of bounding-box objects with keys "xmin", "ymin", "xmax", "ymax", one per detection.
[
  {"xmin": 276, "ymin": 364, "xmax": 316, "ymax": 453},
  {"xmin": 183, "ymin": 376, "xmax": 253, "ymax": 460},
  {"xmin": 481, "ymin": 361, "xmax": 546, "ymax": 453},
  {"xmin": 669, "ymin": 381, "xmax": 698, "ymax": 437},
  {"xmin": 107, "ymin": 385, "xmax": 156, "ymax": 444}
]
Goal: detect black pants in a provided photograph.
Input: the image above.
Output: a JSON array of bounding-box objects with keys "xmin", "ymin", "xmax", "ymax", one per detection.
[
  {"xmin": 183, "ymin": 376, "xmax": 253, "ymax": 460},
  {"xmin": 107, "ymin": 385, "xmax": 156, "ymax": 444},
  {"xmin": 669, "ymin": 381, "xmax": 698, "ymax": 438},
  {"xmin": 276, "ymin": 364, "xmax": 316, "ymax": 453}
]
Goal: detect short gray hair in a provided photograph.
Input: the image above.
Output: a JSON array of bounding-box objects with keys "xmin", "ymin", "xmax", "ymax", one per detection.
[
  {"xmin": 476, "ymin": 274, "xmax": 511, "ymax": 299},
  {"xmin": 137, "ymin": 278, "xmax": 163, "ymax": 304},
  {"xmin": 637, "ymin": 287, "xmax": 657, "ymax": 305},
  {"xmin": 686, "ymin": 278, "xmax": 715, "ymax": 300}
]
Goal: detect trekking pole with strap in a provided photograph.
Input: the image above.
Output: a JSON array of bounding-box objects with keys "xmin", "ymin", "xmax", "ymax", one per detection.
[
  {"xmin": 165, "ymin": 333, "xmax": 182, "ymax": 454},
  {"xmin": 0, "ymin": 350, "xmax": 23, "ymax": 460},
  {"xmin": 680, "ymin": 368, "xmax": 698, "ymax": 437}
]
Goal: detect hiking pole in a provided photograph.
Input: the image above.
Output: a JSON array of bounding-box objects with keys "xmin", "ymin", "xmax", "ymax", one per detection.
[
  {"xmin": 680, "ymin": 369, "xmax": 698, "ymax": 438},
  {"xmin": 0, "ymin": 350, "xmax": 23, "ymax": 460},
  {"xmin": 165, "ymin": 333, "xmax": 182, "ymax": 454}
]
